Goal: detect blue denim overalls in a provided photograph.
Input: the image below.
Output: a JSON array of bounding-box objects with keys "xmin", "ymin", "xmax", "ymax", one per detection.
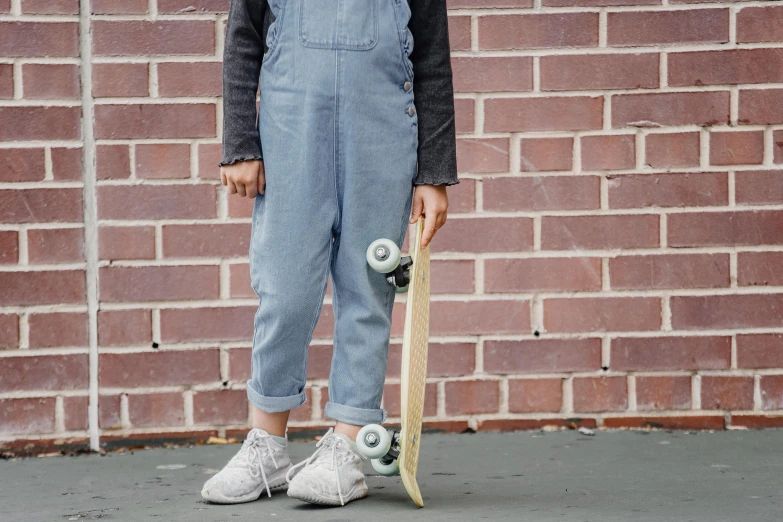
[{"xmin": 247, "ymin": 0, "xmax": 418, "ymax": 425}]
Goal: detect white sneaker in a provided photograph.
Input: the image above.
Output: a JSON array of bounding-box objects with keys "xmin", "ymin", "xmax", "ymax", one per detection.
[
  {"xmin": 286, "ymin": 427, "xmax": 369, "ymax": 506},
  {"xmin": 201, "ymin": 428, "xmax": 292, "ymax": 504}
]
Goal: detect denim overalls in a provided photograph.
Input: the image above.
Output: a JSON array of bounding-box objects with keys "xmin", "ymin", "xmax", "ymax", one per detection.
[{"xmin": 247, "ymin": 0, "xmax": 418, "ymax": 426}]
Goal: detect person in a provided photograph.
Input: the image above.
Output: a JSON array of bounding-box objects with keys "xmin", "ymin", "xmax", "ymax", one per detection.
[{"xmin": 201, "ymin": 0, "xmax": 459, "ymax": 506}]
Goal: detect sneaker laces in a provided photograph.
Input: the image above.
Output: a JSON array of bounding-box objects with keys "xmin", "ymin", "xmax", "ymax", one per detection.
[
  {"xmin": 285, "ymin": 427, "xmax": 364, "ymax": 506},
  {"xmin": 233, "ymin": 430, "xmax": 280, "ymax": 498}
]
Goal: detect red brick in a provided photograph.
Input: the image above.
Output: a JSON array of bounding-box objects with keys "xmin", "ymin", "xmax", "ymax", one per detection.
[
  {"xmin": 28, "ymin": 312, "xmax": 87, "ymax": 349},
  {"xmin": 92, "ymin": 63, "xmax": 149, "ymax": 98},
  {"xmin": 0, "ymin": 64, "xmax": 10, "ymax": 99},
  {"xmin": 386, "ymin": 342, "xmax": 476, "ymax": 378},
  {"xmin": 573, "ymin": 376, "xmax": 627, "ymax": 412},
  {"xmin": 160, "ymin": 306, "xmax": 258, "ymax": 342},
  {"xmin": 0, "ymin": 398, "xmax": 56, "ymax": 435},
  {"xmin": 98, "ymin": 309, "xmax": 152, "ymax": 346},
  {"xmin": 0, "ymin": 354, "xmax": 88, "ymax": 391},
  {"xmin": 27, "ymin": 228, "xmax": 84, "ymax": 264},
  {"xmin": 636, "ymin": 376, "xmax": 691, "ymax": 411},
  {"xmin": 96, "ymin": 144, "xmax": 131, "ymax": 179},
  {"xmin": 736, "ymin": 5, "xmax": 783, "ymax": 43},
  {"xmin": 63, "ymin": 396, "xmax": 88, "ymax": 431},
  {"xmin": 129, "ymin": 392, "xmax": 184, "ymax": 428},
  {"xmin": 0, "ymin": 270, "xmax": 85, "ymax": 305},
  {"xmin": 581, "ymin": 134, "xmax": 635, "ymax": 171},
  {"xmin": 158, "ymin": 0, "xmax": 230, "ymax": 12},
  {"xmin": 163, "ymin": 224, "xmax": 251, "ymax": 258},
  {"xmin": 197, "ymin": 143, "xmax": 222, "ymax": 179},
  {"xmin": 431, "ymin": 300, "xmax": 530, "ymax": 335},
  {"xmin": 737, "ymin": 334, "xmax": 783, "ymax": 369},
  {"xmin": 542, "ymin": 215, "xmax": 659, "ymax": 250},
  {"xmin": 607, "ymin": 172, "xmax": 729, "ymax": 208},
  {"xmin": 541, "ymin": 53, "xmax": 658, "ymax": 91},
  {"xmin": 608, "ymin": 9, "xmax": 729, "ymax": 46},
  {"xmin": 0, "ymin": 314, "xmax": 19, "ymax": 349},
  {"xmin": 193, "ymin": 390, "xmax": 248, "ymax": 425},
  {"xmin": 612, "ymin": 336, "xmax": 731, "ymax": 371},
  {"xmin": 456, "ymin": 138, "xmax": 509, "ymax": 174},
  {"xmin": 710, "ymin": 131, "xmax": 763, "ymax": 166},
  {"xmin": 485, "ymin": 338, "xmax": 601, "ymax": 374},
  {"xmin": 452, "ymin": 57, "xmax": 532, "ymax": 93},
  {"xmin": 603, "ymin": 415, "xmax": 724, "ymax": 430},
  {"xmin": 485, "ymin": 96, "xmax": 603, "ymax": 132},
  {"xmin": 519, "ymin": 137, "xmax": 573, "ymax": 172},
  {"xmin": 736, "ymin": 170, "xmax": 783, "ymax": 206},
  {"xmin": 731, "ymin": 415, "xmax": 783, "ymax": 430},
  {"xmin": 454, "ymin": 98, "xmax": 475, "ymax": 134},
  {"xmin": 701, "ymin": 376, "xmax": 753, "ymax": 410},
  {"xmin": 445, "ymin": 179, "xmax": 475, "ymax": 213},
  {"xmin": 739, "ymin": 89, "xmax": 783, "ymax": 125},
  {"xmin": 101, "ymin": 394, "xmax": 126, "ymax": 429},
  {"xmin": 760, "ymin": 376, "xmax": 783, "ymax": 411},
  {"xmin": 545, "ymin": 297, "xmax": 661, "ymax": 333},
  {"xmin": 431, "ymin": 217, "xmax": 533, "ymax": 253},
  {"xmin": 289, "ymin": 388, "xmax": 313, "ymax": 422},
  {"xmin": 477, "ymin": 418, "xmax": 597, "ymax": 431},
  {"xmin": 158, "ymin": 61, "xmax": 222, "ymax": 97},
  {"xmin": 0, "ymin": 22, "xmax": 79, "ymax": 57},
  {"xmin": 670, "ymin": 49, "xmax": 783, "ymax": 87},
  {"xmin": 135, "ymin": 143, "xmax": 191, "ymax": 179},
  {"xmin": 483, "ymin": 176, "xmax": 599, "ymax": 211},
  {"xmin": 738, "ymin": 252, "xmax": 783, "ymax": 287},
  {"xmin": 448, "ymin": 15, "xmax": 471, "ymax": 52},
  {"xmin": 612, "ymin": 91, "xmax": 729, "ymax": 128},
  {"xmin": 99, "ymin": 349, "xmax": 219, "ymax": 387},
  {"xmin": 479, "ymin": 13, "xmax": 599, "ymax": 50},
  {"xmin": 98, "ymin": 185, "xmax": 217, "ymax": 220},
  {"xmin": 22, "ymin": 64, "xmax": 79, "ymax": 99},
  {"xmin": 0, "ymin": 231, "xmax": 18, "ymax": 264},
  {"xmin": 100, "ymin": 265, "xmax": 219, "ymax": 302},
  {"xmin": 508, "ymin": 378, "xmax": 562, "ymax": 413},
  {"xmin": 227, "ymin": 194, "xmax": 255, "ymax": 218},
  {"xmin": 545, "ymin": 0, "xmax": 657, "ymax": 4},
  {"xmin": 610, "ymin": 253, "xmax": 729, "ymax": 290},
  {"xmin": 445, "ymin": 380, "xmax": 499, "ymax": 414},
  {"xmin": 0, "ymin": 148, "xmax": 45, "ymax": 182},
  {"xmin": 672, "ymin": 294, "xmax": 783, "ymax": 330},
  {"xmin": 384, "ymin": 383, "xmax": 437, "ymax": 417},
  {"xmin": 305, "ymin": 345, "xmax": 331, "ymax": 379},
  {"xmin": 93, "ymin": 21, "xmax": 216, "ymax": 56},
  {"xmin": 230, "ymin": 263, "xmax": 253, "ymax": 298},
  {"xmin": 668, "ymin": 211, "xmax": 783, "ymax": 247},
  {"xmin": 485, "ymin": 257, "xmax": 601, "ymax": 293},
  {"xmin": 0, "ymin": 106, "xmax": 81, "ymax": 141},
  {"xmin": 449, "ymin": 0, "xmax": 533, "ymax": 6},
  {"xmin": 92, "ymin": 0, "xmax": 147, "ymax": 13},
  {"xmin": 22, "ymin": 0, "xmax": 79, "ymax": 13},
  {"xmin": 644, "ymin": 132, "xmax": 700, "ymax": 168},
  {"xmin": 95, "ymin": 104, "xmax": 216, "ymax": 140},
  {"xmin": 99, "ymin": 226, "xmax": 156, "ymax": 261},
  {"xmin": 51, "ymin": 147, "xmax": 83, "ymax": 181},
  {"xmin": 431, "ymin": 260, "xmax": 474, "ymax": 294}
]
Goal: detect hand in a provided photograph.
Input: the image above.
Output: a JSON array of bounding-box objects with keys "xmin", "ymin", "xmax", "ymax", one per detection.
[
  {"xmin": 409, "ymin": 184, "xmax": 448, "ymax": 249},
  {"xmin": 221, "ymin": 159, "xmax": 265, "ymax": 198}
]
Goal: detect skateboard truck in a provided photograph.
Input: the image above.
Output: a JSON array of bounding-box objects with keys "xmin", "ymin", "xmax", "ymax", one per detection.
[{"xmin": 366, "ymin": 239, "xmax": 411, "ymax": 293}]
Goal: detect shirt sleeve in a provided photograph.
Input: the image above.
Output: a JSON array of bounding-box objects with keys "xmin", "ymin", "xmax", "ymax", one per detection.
[
  {"xmin": 408, "ymin": 0, "xmax": 460, "ymax": 186},
  {"xmin": 219, "ymin": 0, "xmax": 268, "ymax": 167}
]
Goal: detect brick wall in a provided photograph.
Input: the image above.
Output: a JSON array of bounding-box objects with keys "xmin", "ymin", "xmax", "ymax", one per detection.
[{"xmin": 1, "ymin": 0, "xmax": 783, "ymax": 454}]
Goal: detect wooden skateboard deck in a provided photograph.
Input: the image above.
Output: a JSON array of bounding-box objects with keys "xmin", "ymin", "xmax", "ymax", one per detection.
[{"xmin": 398, "ymin": 217, "xmax": 430, "ymax": 507}]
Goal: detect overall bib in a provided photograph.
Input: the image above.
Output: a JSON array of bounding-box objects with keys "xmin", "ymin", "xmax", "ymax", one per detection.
[{"xmin": 247, "ymin": 0, "xmax": 419, "ymax": 426}]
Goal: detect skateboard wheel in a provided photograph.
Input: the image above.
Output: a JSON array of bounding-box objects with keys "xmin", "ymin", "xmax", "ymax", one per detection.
[
  {"xmin": 356, "ymin": 424, "xmax": 392, "ymax": 459},
  {"xmin": 366, "ymin": 239, "xmax": 401, "ymax": 274},
  {"xmin": 371, "ymin": 457, "xmax": 400, "ymax": 476}
]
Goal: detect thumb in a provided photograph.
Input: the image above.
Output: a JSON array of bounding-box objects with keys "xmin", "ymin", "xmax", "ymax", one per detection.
[{"xmin": 409, "ymin": 193, "xmax": 423, "ymax": 224}]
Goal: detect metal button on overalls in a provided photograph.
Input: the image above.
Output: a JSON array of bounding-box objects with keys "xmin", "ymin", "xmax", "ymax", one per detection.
[
  {"xmin": 407, "ymin": 106, "xmax": 415, "ymax": 116},
  {"xmin": 404, "ymin": 81, "xmax": 412, "ymax": 91}
]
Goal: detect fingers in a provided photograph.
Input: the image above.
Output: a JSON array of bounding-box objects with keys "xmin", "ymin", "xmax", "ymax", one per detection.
[
  {"xmin": 227, "ymin": 178, "xmax": 238, "ymax": 195},
  {"xmin": 257, "ymin": 167, "xmax": 266, "ymax": 196},
  {"xmin": 221, "ymin": 171, "xmax": 227, "ymax": 186},
  {"xmin": 420, "ymin": 210, "xmax": 439, "ymax": 249},
  {"xmin": 235, "ymin": 181, "xmax": 247, "ymax": 197},
  {"xmin": 409, "ymin": 191, "xmax": 424, "ymax": 224}
]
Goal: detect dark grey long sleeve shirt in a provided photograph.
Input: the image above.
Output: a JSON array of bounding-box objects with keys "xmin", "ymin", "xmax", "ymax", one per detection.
[{"xmin": 220, "ymin": 0, "xmax": 459, "ymax": 186}]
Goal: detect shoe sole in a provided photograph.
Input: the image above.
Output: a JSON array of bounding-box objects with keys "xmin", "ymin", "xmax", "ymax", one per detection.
[
  {"xmin": 287, "ymin": 483, "xmax": 368, "ymax": 506},
  {"xmin": 202, "ymin": 475, "xmax": 289, "ymax": 504}
]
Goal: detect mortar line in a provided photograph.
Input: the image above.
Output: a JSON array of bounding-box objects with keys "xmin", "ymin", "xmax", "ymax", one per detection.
[{"xmin": 79, "ymin": 0, "xmax": 101, "ymax": 453}]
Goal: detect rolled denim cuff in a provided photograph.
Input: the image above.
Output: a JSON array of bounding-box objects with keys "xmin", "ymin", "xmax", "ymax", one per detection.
[
  {"xmin": 323, "ymin": 401, "xmax": 387, "ymax": 426},
  {"xmin": 246, "ymin": 379, "xmax": 307, "ymax": 413}
]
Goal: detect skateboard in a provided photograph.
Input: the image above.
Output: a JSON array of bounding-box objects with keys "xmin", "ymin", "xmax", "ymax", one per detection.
[{"xmin": 356, "ymin": 217, "xmax": 430, "ymax": 507}]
